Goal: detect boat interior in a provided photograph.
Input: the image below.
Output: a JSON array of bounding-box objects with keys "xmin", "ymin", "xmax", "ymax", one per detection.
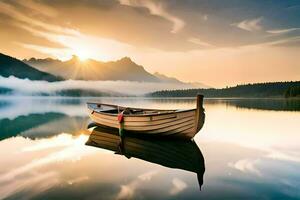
[{"xmin": 88, "ymin": 103, "xmax": 176, "ymax": 115}]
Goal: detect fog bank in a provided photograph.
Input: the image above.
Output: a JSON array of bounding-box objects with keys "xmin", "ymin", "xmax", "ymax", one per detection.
[{"xmin": 0, "ymin": 76, "xmax": 197, "ymax": 96}]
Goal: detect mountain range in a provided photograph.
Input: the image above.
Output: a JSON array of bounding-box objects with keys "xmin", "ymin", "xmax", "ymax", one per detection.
[
  {"xmin": 23, "ymin": 55, "xmax": 209, "ymax": 87},
  {"xmin": 24, "ymin": 55, "xmax": 161, "ymax": 82},
  {"xmin": 0, "ymin": 52, "xmax": 208, "ymax": 88}
]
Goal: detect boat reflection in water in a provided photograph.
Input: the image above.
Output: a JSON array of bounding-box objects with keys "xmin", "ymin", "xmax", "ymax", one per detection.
[{"xmin": 86, "ymin": 125, "xmax": 205, "ymax": 190}]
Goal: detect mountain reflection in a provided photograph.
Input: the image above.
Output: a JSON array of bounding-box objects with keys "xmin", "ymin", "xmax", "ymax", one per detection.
[
  {"xmin": 0, "ymin": 113, "xmax": 65, "ymax": 140},
  {"xmin": 0, "ymin": 113, "xmax": 89, "ymax": 141},
  {"xmin": 0, "ymin": 98, "xmax": 90, "ymax": 141},
  {"xmin": 86, "ymin": 126, "xmax": 205, "ymax": 190}
]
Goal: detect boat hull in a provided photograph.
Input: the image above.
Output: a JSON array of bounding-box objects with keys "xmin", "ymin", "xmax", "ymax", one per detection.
[{"xmin": 87, "ymin": 95, "xmax": 205, "ymax": 139}]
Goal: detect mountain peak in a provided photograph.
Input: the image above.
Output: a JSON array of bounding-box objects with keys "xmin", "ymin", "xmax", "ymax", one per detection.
[
  {"xmin": 70, "ymin": 55, "xmax": 81, "ymax": 61},
  {"xmin": 118, "ymin": 56, "xmax": 134, "ymax": 64},
  {"xmin": 0, "ymin": 53, "xmax": 63, "ymax": 82},
  {"xmin": 23, "ymin": 57, "xmax": 60, "ymax": 63}
]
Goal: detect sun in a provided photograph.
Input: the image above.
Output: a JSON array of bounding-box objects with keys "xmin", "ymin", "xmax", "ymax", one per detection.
[
  {"xmin": 76, "ymin": 51, "xmax": 89, "ymax": 61},
  {"xmin": 74, "ymin": 49, "xmax": 90, "ymax": 61}
]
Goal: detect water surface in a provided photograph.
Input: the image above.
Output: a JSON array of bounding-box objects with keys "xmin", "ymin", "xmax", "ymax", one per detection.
[{"xmin": 0, "ymin": 97, "xmax": 300, "ymax": 200}]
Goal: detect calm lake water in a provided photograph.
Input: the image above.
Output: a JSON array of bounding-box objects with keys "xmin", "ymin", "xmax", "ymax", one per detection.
[{"xmin": 0, "ymin": 97, "xmax": 300, "ymax": 200}]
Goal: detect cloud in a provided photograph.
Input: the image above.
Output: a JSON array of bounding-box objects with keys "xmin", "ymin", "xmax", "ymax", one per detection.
[
  {"xmin": 267, "ymin": 28, "xmax": 300, "ymax": 34},
  {"xmin": 116, "ymin": 171, "xmax": 158, "ymax": 200},
  {"xmin": 15, "ymin": 25, "xmax": 136, "ymax": 61},
  {"xmin": 0, "ymin": 1, "xmax": 78, "ymax": 36},
  {"xmin": 0, "ymin": 0, "xmax": 85, "ymax": 59},
  {"xmin": 0, "ymin": 134, "xmax": 92, "ymax": 184},
  {"xmin": 18, "ymin": 43, "xmax": 71, "ymax": 61},
  {"xmin": 232, "ymin": 17, "xmax": 263, "ymax": 32},
  {"xmin": 15, "ymin": 0, "xmax": 58, "ymax": 17},
  {"xmin": 228, "ymin": 159, "xmax": 261, "ymax": 176},
  {"xmin": 21, "ymin": 134, "xmax": 77, "ymax": 152},
  {"xmin": 188, "ymin": 37, "xmax": 214, "ymax": 48},
  {"xmin": 67, "ymin": 176, "xmax": 89, "ymax": 185},
  {"xmin": 118, "ymin": 0, "xmax": 185, "ymax": 33},
  {"xmin": 0, "ymin": 171, "xmax": 58, "ymax": 200},
  {"xmin": 266, "ymin": 150, "xmax": 300, "ymax": 163},
  {"xmin": 169, "ymin": 178, "xmax": 187, "ymax": 195},
  {"xmin": 264, "ymin": 36, "xmax": 300, "ymax": 47},
  {"xmin": 1, "ymin": 2, "xmax": 141, "ymax": 62},
  {"xmin": 0, "ymin": 134, "xmax": 96, "ymax": 199}
]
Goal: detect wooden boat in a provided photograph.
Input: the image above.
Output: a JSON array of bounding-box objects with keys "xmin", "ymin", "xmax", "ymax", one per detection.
[
  {"xmin": 87, "ymin": 95, "xmax": 205, "ymax": 139},
  {"xmin": 86, "ymin": 126, "xmax": 205, "ymax": 190}
]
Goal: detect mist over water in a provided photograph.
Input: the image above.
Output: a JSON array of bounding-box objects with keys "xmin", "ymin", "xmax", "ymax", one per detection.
[{"xmin": 0, "ymin": 76, "xmax": 195, "ymax": 96}]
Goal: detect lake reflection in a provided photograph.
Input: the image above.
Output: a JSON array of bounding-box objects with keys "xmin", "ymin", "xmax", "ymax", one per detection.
[
  {"xmin": 86, "ymin": 126, "xmax": 205, "ymax": 190},
  {"xmin": 0, "ymin": 97, "xmax": 300, "ymax": 199}
]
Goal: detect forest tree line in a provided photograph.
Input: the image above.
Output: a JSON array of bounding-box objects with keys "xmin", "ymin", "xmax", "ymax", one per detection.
[
  {"xmin": 147, "ymin": 81, "xmax": 300, "ymax": 98},
  {"xmin": 285, "ymin": 86, "xmax": 300, "ymax": 98}
]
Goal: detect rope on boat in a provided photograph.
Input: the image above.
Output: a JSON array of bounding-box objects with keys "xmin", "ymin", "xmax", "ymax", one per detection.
[{"xmin": 117, "ymin": 107, "xmax": 125, "ymax": 137}]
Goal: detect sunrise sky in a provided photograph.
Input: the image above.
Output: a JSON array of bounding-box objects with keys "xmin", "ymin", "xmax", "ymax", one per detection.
[{"xmin": 0, "ymin": 0, "xmax": 299, "ymax": 87}]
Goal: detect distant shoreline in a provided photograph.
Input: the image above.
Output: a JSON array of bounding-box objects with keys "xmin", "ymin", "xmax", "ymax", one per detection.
[{"xmin": 147, "ymin": 81, "xmax": 300, "ymax": 99}]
